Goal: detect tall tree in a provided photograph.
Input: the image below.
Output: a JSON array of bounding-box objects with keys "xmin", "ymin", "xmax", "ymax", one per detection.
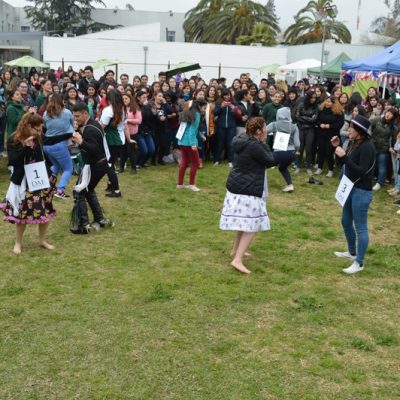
[
  {"xmin": 24, "ymin": 0, "xmax": 107, "ymax": 35},
  {"xmin": 366, "ymin": 0, "xmax": 400, "ymax": 45},
  {"xmin": 184, "ymin": 0, "xmax": 280, "ymax": 45},
  {"xmin": 236, "ymin": 23, "xmax": 277, "ymax": 46},
  {"xmin": 284, "ymin": 0, "xmax": 351, "ymax": 45}
]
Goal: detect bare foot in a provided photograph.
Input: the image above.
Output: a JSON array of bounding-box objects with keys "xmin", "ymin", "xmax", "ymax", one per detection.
[
  {"xmin": 230, "ymin": 251, "xmax": 252, "ymax": 257},
  {"xmin": 12, "ymin": 244, "xmax": 22, "ymax": 255},
  {"xmin": 40, "ymin": 241, "xmax": 55, "ymax": 251},
  {"xmin": 230, "ymin": 260, "xmax": 251, "ymax": 274}
]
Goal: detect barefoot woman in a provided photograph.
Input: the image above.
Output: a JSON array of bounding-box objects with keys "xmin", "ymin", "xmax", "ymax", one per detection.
[
  {"xmin": 0, "ymin": 113, "xmax": 56, "ymax": 254},
  {"xmin": 220, "ymin": 117, "xmax": 275, "ymax": 274}
]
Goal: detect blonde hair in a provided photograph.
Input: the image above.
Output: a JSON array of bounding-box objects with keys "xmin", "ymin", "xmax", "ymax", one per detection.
[
  {"xmin": 320, "ymin": 97, "xmax": 343, "ymax": 115},
  {"xmin": 276, "ymin": 79, "xmax": 288, "ymax": 93}
]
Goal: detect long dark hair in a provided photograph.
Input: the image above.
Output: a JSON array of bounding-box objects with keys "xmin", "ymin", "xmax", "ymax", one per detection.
[
  {"xmin": 106, "ymin": 89, "xmax": 124, "ymax": 126},
  {"xmin": 303, "ymin": 90, "xmax": 317, "ymax": 109},
  {"xmin": 180, "ymin": 99, "xmax": 207, "ymax": 123},
  {"xmin": 123, "ymin": 92, "xmax": 138, "ymax": 113}
]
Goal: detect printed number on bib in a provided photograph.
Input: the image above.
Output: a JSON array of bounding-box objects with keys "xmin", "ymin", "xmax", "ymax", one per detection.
[
  {"xmin": 335, "ymin": 174, "xmax": 354, "ymax": 207},
  {"xmin": 273, "ymin": 131, "xmax": 290, "ymax": 151},
  {"xmin": 24, "ymin": 161, "xmax": 50, "ymax": 191}
]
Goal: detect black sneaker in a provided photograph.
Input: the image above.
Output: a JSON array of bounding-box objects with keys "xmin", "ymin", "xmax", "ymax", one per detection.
[
  {"xmin": 70, "ymin": 224, "xmax": 91, "ymax": 234},
  {"xmin": 394, "ymin": 199, "xmax": 400, "ymax": 205},
  {"xmin": 54, "ymin": 190, "xmax": 70, "ymax": 199},
  {"xmin": 106, "ymin": 191, "xmax": 122, "ymax": 198},
  {"xmin": 105, "ymin": 183, "xmax": 112, "ymax": 192}
]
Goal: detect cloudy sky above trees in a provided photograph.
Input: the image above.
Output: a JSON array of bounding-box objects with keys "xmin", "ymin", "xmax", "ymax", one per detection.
[{"xmin": 13, "ymin": 0, "xmax": 384, "ymax": 43}]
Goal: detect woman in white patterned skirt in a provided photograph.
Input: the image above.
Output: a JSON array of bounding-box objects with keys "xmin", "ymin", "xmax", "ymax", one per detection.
[{"xmin": 220, "ymin": 117, "xmax": 275, "ymax": 274}]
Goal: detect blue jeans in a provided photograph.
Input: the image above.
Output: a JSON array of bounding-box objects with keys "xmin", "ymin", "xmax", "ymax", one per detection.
[
  {"xmin": 44, "ymin": 140, "xmax": 73, "ymax": 191},
  {"xmin": 391, "ymin": 153, "xmax": 399, "ymax": 189},
  {"xmin": 214, "ymin": 127, "xmax": 236, "ymax": 163},
  {"xmin": 376, "ymin": 152, "xmax": 389, "ymax": 186},
  {"xmin": 136, "ymin": 133, "xmax": 155, "ymax": 166},
  {"xmin": 341, "ymin": 187, "xmax": 373, "ymax": 265}
]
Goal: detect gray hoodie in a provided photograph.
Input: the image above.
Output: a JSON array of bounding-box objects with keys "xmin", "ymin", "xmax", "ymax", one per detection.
[{"xmin": 266, "ymin": 107, "xmax": 300, "ymax": 151}]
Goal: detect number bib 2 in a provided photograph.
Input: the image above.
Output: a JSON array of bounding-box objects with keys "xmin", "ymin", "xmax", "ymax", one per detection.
[
  {"xmin": 335, "ymin": 174, "xmax": 354, "ymax": 207},
  {"xmin": 24, "ymin": 161, "xmax": 50, "ymax": 191}
]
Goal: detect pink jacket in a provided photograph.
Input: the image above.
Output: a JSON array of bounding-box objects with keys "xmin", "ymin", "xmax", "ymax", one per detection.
[{"xmin": 125, "ymin": 109, "xmax": 142, "ymax": 135}]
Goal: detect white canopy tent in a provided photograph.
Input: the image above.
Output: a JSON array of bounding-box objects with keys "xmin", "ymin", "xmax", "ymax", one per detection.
[{"xmin": 277, "ymin": 58, "xmax": 322, "ymax": 83}]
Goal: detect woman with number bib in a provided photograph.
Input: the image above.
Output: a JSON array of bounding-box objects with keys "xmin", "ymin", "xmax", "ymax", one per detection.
[
  {"xmin": 330, "ymin": 115, "xmax": 375, "ymax": 274},
  {"xmin": 0, "ymin": 113, "xmax": 56, "ymax": 254}
]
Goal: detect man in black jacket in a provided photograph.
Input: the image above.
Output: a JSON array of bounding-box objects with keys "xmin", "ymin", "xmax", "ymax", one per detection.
[
  {"xmin": 70, "ymin": 102, "xmax": 112, "ymax": 234},
  {"xmin": 78, "ymin": 66, "xmax": 99, "ymax": 96}
]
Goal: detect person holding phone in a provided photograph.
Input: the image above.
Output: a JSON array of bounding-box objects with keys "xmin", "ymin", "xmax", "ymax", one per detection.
[
  {"xmin": 220, "ymin": 117, "xmax": 275, "ymax": 274},
  {"xmin": 0, "ymin": 113, "xmax": 57, "ymax": 254},
  {"xmin": 331, "ymin": 115, "xmax": 375, "ymax": 274}
]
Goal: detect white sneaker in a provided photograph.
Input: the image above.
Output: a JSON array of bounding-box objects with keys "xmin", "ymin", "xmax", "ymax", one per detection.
[
  {"xmin": 306, "ymin": 169, "xmax": 313, "ymax": 177},
  {"xmin": 372, "ymin": 183, "xmax": 381, "ymax": 191},
  {"xmin": 213, "ymin": 162, "xmax": 220, "ymax": 166},
  {"xmin": 176, "ymin": 184, "xmax": 187, "ymax": 189},
  {"xmin": 283, "ymin": 184, "xmax": 294, "ymax": 192},
  {"xmin": 228, "ymin": 162, "xmax": 233, "ymax": 168},
  {"xmin": 334, "ymin": 251, "xmax": 356, "ymax": 261},
  {"xmin": 295, "ymin": 167, "xmax": 301, "ymax": 174},
  {"xmin": 326, "ymin": 170, "xmax": 334, "ymax": 178},
  {"xmin": 343, "ymin": 261, "xmax": 364, "ymax": 274},
  {"xmin": 315, "ymin": 168, "xmax": 322, "ymax": 175},
  {"xmin": 188, "ymin": 185, "xmax": 200, "ymax": 192},
  {"xmin": 387, "ymin": 187, "xmax": 396, "ymax": 194},
  {"xmin": 389, "ymin": 189, "xmax": 399, "ymax": 196},
  {"xmin": 397, "ymin": 209, "xmax": 400, "ymax": 215}
]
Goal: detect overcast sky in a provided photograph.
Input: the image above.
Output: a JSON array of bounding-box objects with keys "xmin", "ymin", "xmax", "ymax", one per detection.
[{"xmin": 12, "ymin": 0, "xmax": 384, "ymax": 40}]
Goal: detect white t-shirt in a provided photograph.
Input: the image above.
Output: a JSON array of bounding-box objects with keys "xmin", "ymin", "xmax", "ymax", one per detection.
[{"xmin": 100, "ymin": 105, "xmax": 126, "ymax": 145}]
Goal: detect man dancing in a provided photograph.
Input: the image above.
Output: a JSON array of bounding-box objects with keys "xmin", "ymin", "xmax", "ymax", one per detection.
[{"xmin": 70, "ymin": 102, "xmax": 113, "ymax": 234}]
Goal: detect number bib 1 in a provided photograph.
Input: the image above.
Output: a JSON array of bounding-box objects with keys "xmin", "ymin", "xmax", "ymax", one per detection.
[
  {"xmin": 273, "ymin": 131, "xmax": 290, "ymax": 151},
  {"xmin": 335, "ymin": 174, "xmax": 354, "ymax": 207},
  {"xmin": 24, "ymin": 161, "xmax": 50, "ymax": 191}
]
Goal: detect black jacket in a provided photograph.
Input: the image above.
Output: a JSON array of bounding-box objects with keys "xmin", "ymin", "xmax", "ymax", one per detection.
[
  {"xmin": 236, "ymin": 101, "xmax": 257, "ymax": 128},
  {"xmin": 7, "ymin": 138, "xmax": 49, "ymax": 185},
  {"xmin": 316, "ymin": 108, "xmax": 344, "ymax": 138},
  {"xmin": 338, "ymin": 139, "xmax": 376, "ymax": 190},
  {"xmin": 78, "ymin": 78, "xmax": 99, "ymax": 96},
  {"xmin": 295, "ymin": 102, "xmax": 319, "ymax": 129},
  {"xmin": 79, "ymin": 119, "xmax": 106, "ymax": 165},
  {"xmin": 370, "ymin": 117, "xmax": 394, "ymax": 153},
  {"xmin": 226, "ymin": 133, "xmax": 275, "ymax": 198}
]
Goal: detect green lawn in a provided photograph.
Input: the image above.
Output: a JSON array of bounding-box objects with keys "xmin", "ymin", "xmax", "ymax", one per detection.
[{"xmin": 0, "ymin": 159, "xmax": 399, "ymax": 399}]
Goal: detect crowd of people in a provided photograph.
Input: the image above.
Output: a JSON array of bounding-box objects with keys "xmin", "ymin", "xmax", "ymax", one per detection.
[{"xmin": 0, "ymin": 64, "xmax": 399, "ymax": 272}]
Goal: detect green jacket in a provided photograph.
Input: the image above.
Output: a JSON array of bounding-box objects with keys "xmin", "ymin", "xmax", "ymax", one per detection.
[
  {"xmin": 35, "ymin": 92, "xmax": 47, "ymax": 108},
  {"xmin": 262, "ymin": 102, "xmax": 282, "ymax": 124},
  {"xmin": 6, "ymin": 100, "xmax": 25, "ymax": 137}
]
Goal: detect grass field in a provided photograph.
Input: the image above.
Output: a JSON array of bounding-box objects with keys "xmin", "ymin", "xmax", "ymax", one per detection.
[{"xmin": 0, "ymin": 158, "xmax": 399, "ymax": 399}]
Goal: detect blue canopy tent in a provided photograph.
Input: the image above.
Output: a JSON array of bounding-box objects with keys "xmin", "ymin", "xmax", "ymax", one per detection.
[
  {"xmin": 342, "ymin": 41, "xmax": 400, "ymax": 72},
  {"xmin": 342, "ymin": 41, "xmax": 400, "ymax": 95}
]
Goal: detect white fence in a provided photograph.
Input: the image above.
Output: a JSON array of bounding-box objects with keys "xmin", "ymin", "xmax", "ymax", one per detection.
[{"xmin": 43, "ymin": 37, "xmax": 287, "ymax": 84}]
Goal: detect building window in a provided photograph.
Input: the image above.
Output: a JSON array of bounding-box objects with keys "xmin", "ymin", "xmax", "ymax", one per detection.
[
  {"xmin": 21, "ymin": 26, "xmax": 30, "ymax": 32},
  {"xmin": 166, "ymin": 30, "xmax": 175, "ymax": 42}
]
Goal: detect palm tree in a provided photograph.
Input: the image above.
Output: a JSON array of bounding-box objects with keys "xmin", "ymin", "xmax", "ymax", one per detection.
[
  {"xmin": 236, "ymin": 23, "xmax": 277, "ymax": 46},
  {"xmin": 184, "ymin": 0, "xmax": 280, "ymax": 45},
  {"xmin": 284, "ymin": 0, "xmax": 351, "ymax": 45}
]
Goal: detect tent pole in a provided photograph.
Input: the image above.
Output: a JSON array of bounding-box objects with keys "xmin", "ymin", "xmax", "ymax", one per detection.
[
  {"xmin": 382, "ymin": 72, "xmax": 388, "ymax": 99},
  {"xmin": 339, "ymin": 73, "xmax": 343, "ymax": 86}
]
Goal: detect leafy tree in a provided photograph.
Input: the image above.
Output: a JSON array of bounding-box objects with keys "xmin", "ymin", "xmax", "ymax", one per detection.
[
  {"xmin": 284, "ymin": 0, "xmax": 351, "ymax": 45},
  {"xmin": 366, "ymin": 0, "xmax": 400, "ymax": 45},
  {"xmin": 24, "ymin": 0, "xmax": 112, "ymax": 35},
  {"xmin": 236, "ymin": 23, "xmax": 277, "ymax": 46},
  {"xmin": 184, "ymin": 0, "xmax": 280, "ymax": 45}
]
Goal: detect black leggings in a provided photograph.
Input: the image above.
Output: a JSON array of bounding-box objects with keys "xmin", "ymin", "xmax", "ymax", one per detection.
[
  {"xmin": 296, "ymin": 127, "xmax": 315, "ymax": 169},
  {"xmin": 317, "ymin": 134, "xmax": 335, "ymax": 170},
  {"xmin": 120, "ymin": 141, "xmax": 137, "ymax": 171},
  {"xmin": 107, "ymin": 145, "xmax": 121, "ymax": 190}
]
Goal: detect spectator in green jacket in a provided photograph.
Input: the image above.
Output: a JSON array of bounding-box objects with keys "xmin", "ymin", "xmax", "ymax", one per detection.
[
  {"xmin": 6, "ymin": 89, "xmax": 25, "ymax": 137},
  {"xmin": 262, "ymin": 92, "xmax": 283, "ymax": 125}
]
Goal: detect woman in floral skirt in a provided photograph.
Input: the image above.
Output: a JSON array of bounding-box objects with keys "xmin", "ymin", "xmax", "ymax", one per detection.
[
  {"xmin": 220, "ymin": 117, "xmax": 275, "ymax": 274},
  {"xmin": 0, "ymin": 113, "xmax": 56, "ymax": 254}
]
